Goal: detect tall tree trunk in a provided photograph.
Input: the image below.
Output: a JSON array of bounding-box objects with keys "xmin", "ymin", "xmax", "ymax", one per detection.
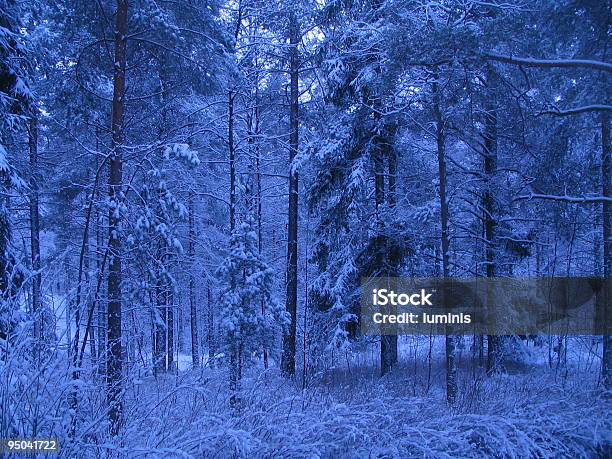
[
  {"xmin": 107, "ymin": 0, "xmax": 127, "ymax": 435},
  {"xmin": 227, "ymin": 4, "xmax": 242, "ymax": 233},
  {"xmin": 281, "ymin": 11, "xmax": 299, "ymax": 377},
  {"xmin": 167, "ymin": 286, "xmax": 174, "ymax": 372},
  {"xmin": 482, "ymin": 68, "xmax": 500, "ymax": 374},
  {"xmin": 96, "ymin": 202, "xmax": 105, "ymax": 371},
  {"xmin": 95, "ymin": 131, "xmax": 105, "ymax": 371},
  {"xmin": 602, "ymin": 111, "xmax": 611, "ymax": 389},
  {"xmin": 228, "ymin": 91, "xmax": 236, "ymax": 232},
  {"xmin": 85, "ymin": 209, "xmax": 95, "ymax": 362},
  {"xmin": 28, "ymin": 116, "xmax": 41, "ymax": 349},
  {"xmin": 178, "ymin": 302, "xmax": 184, "ymax": 354},
  {"xmin": 154, "ymin": 277, "xmax": 166, "ymax": 374},
  {"xmin": 252, "ymin": 78, "xmax": 269, "ymax": 369},
  {"xmin": 66, "ymin": 260, "xmax": 71, "ymax": 357},
  {"xmin": 229, "ymin": 339, "xmax": 241, "ymax": 409},
  {"xmin": 377, "ymin": 122, "xmax": 398, "ymax": 376},
  {"xmin": 433, "ymin": 77, "xmax": 457, "ymax": 405},
  {"xmin": 207, "ymin": 284, "xmax": 215, "ymax": 366},
  {"xmin": 188, "ymin": 193, "xmax": 200, "ymax": 368},
  {"xmin": 387, "ymin": 138, "xmax": 398, "ymax": 367},
  {"xmin": 375, "ymin": 132, "xmax": 393, "ymax": 376},
  {"xmin": 257, "ymin": 157, "xmax": 269, "ymax": 369}
]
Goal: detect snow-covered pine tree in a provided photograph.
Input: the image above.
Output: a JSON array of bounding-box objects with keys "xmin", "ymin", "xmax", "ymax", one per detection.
[
  {"xmin": 0, "ymin": 0, "xmax": 31, "ymax": 340},
  {"xmin": 217, "ymin": 214, "xmax": 284, "ymax": 408},
  {"xmin": 129, "ymin": 143, "xmax": 200, "ymax": 374},
  {"xmin": 307, "ymin": 0, "xmax": 408, "ymax": 373}
]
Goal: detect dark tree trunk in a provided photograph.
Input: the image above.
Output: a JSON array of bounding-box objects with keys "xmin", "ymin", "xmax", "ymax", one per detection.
[
  {"xmin": 375, "ymin": 133, "xmax": 393, "ymax": 376},
  {"xmin": 207, "ymin": 284, "xmax": 215, "ymax": 366},
  {"xmin": 387, "ymin": 139, "xmax": 398, "ymax": 367},
  {"xmin": 96, "ymin": 210, "xmax": 105, "ymax": 370},
  {"xmin": 95, "ymin": 133, "xmax": 105, "ymax": 371},
  {"xmin": 601, "ymin": 112, "xmax": 611, "ymax": 389},
  {"xmin": 28, "ymin": 116, "xmax": 41, "ymax": 347},
  {"xmin": 167, "ymin": 287, "xmax": 174, "ymax": 372},
  {"xmin": 229, "ymin": 340, "xmax": 241, "ymax": 409},
  {"xmin": 482, "ymin": 69, "xmax": 500, "ymax": 374},
  {"xmin": 281, "ymin": 12, "xmax": 299, "ymax": 377},
  {"xmin": 65, "ymin": 260, "xmax": 71, "ymax": 359},
  {"xmin": 107, "ymin": 0, "xmax": 127, "ymax": 435},
  {"xmin": 188, "ymin": 193, "xmax": 200, "ymax": 368},
  {"xmin": 154, "ymin": 278, "xmax": 166, "ymax": 374},
  {"xmin": 178, "ymin": 302, "xmax": 184, "ymax": 354},
  {"xmin": 433, "ymin": 77, "xmax": 457, "ymax": 405},
  {"xmin": 252, "ymin": 88, "xmax": 269, "ymax": 369},
  {"xmin": 85, "ymin": 211, "xmax": 95, "ymax": 362},
  {"xmin": 228, "ymin": 91, "xmax": 236, "ymax": 232}
]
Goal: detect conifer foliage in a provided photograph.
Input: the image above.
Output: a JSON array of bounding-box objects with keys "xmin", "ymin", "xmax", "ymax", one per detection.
[
  {"xmin": 217, "ymin": 215, "xmax": 285, "ymax": 404},
  {"xmin": 0, "ymin": 0, "xmax": 610, "ymax": 455}
]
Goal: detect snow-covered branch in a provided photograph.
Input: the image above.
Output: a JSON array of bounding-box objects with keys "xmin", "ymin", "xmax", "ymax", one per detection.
[
  {"xmin": 516, "ymin": 193, "xmax": 612, "ymax": 204},
  {"xmin": 538, "ymin": 105, "xmax": 612, "ymax": 116},
  {"xmin": 484, "ymin": 53, "xmax": 612, "ymax": 73}
]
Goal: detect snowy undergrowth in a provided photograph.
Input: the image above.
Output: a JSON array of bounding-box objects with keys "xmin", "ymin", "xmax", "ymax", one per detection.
[{"xmin": 60, "ymin": 366, "xmax": 611, "ymax": 458}]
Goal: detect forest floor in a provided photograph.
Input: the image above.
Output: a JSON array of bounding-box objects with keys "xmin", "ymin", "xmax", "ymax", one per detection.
[{"xmin": 57, "ymin": 339, "xmax": 611, "ymax": 458}]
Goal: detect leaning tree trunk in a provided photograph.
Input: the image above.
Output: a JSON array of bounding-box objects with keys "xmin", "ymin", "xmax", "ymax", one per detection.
[
  {"xmin": 107, "ymin": 0, "xmax": 127, "ymax": 436},
  {"xmin": 433, "ymin": 77, "xmax": 457, "ymax": 405},
  {"xmin": 281, "ymin": 11, "xmax": 299, "ymax": 377}
]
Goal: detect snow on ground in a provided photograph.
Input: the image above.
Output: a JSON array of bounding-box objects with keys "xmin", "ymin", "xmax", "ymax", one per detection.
[{"xmin": 51, "ymin": 339, "xmax": 610, "ymax": 458}]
